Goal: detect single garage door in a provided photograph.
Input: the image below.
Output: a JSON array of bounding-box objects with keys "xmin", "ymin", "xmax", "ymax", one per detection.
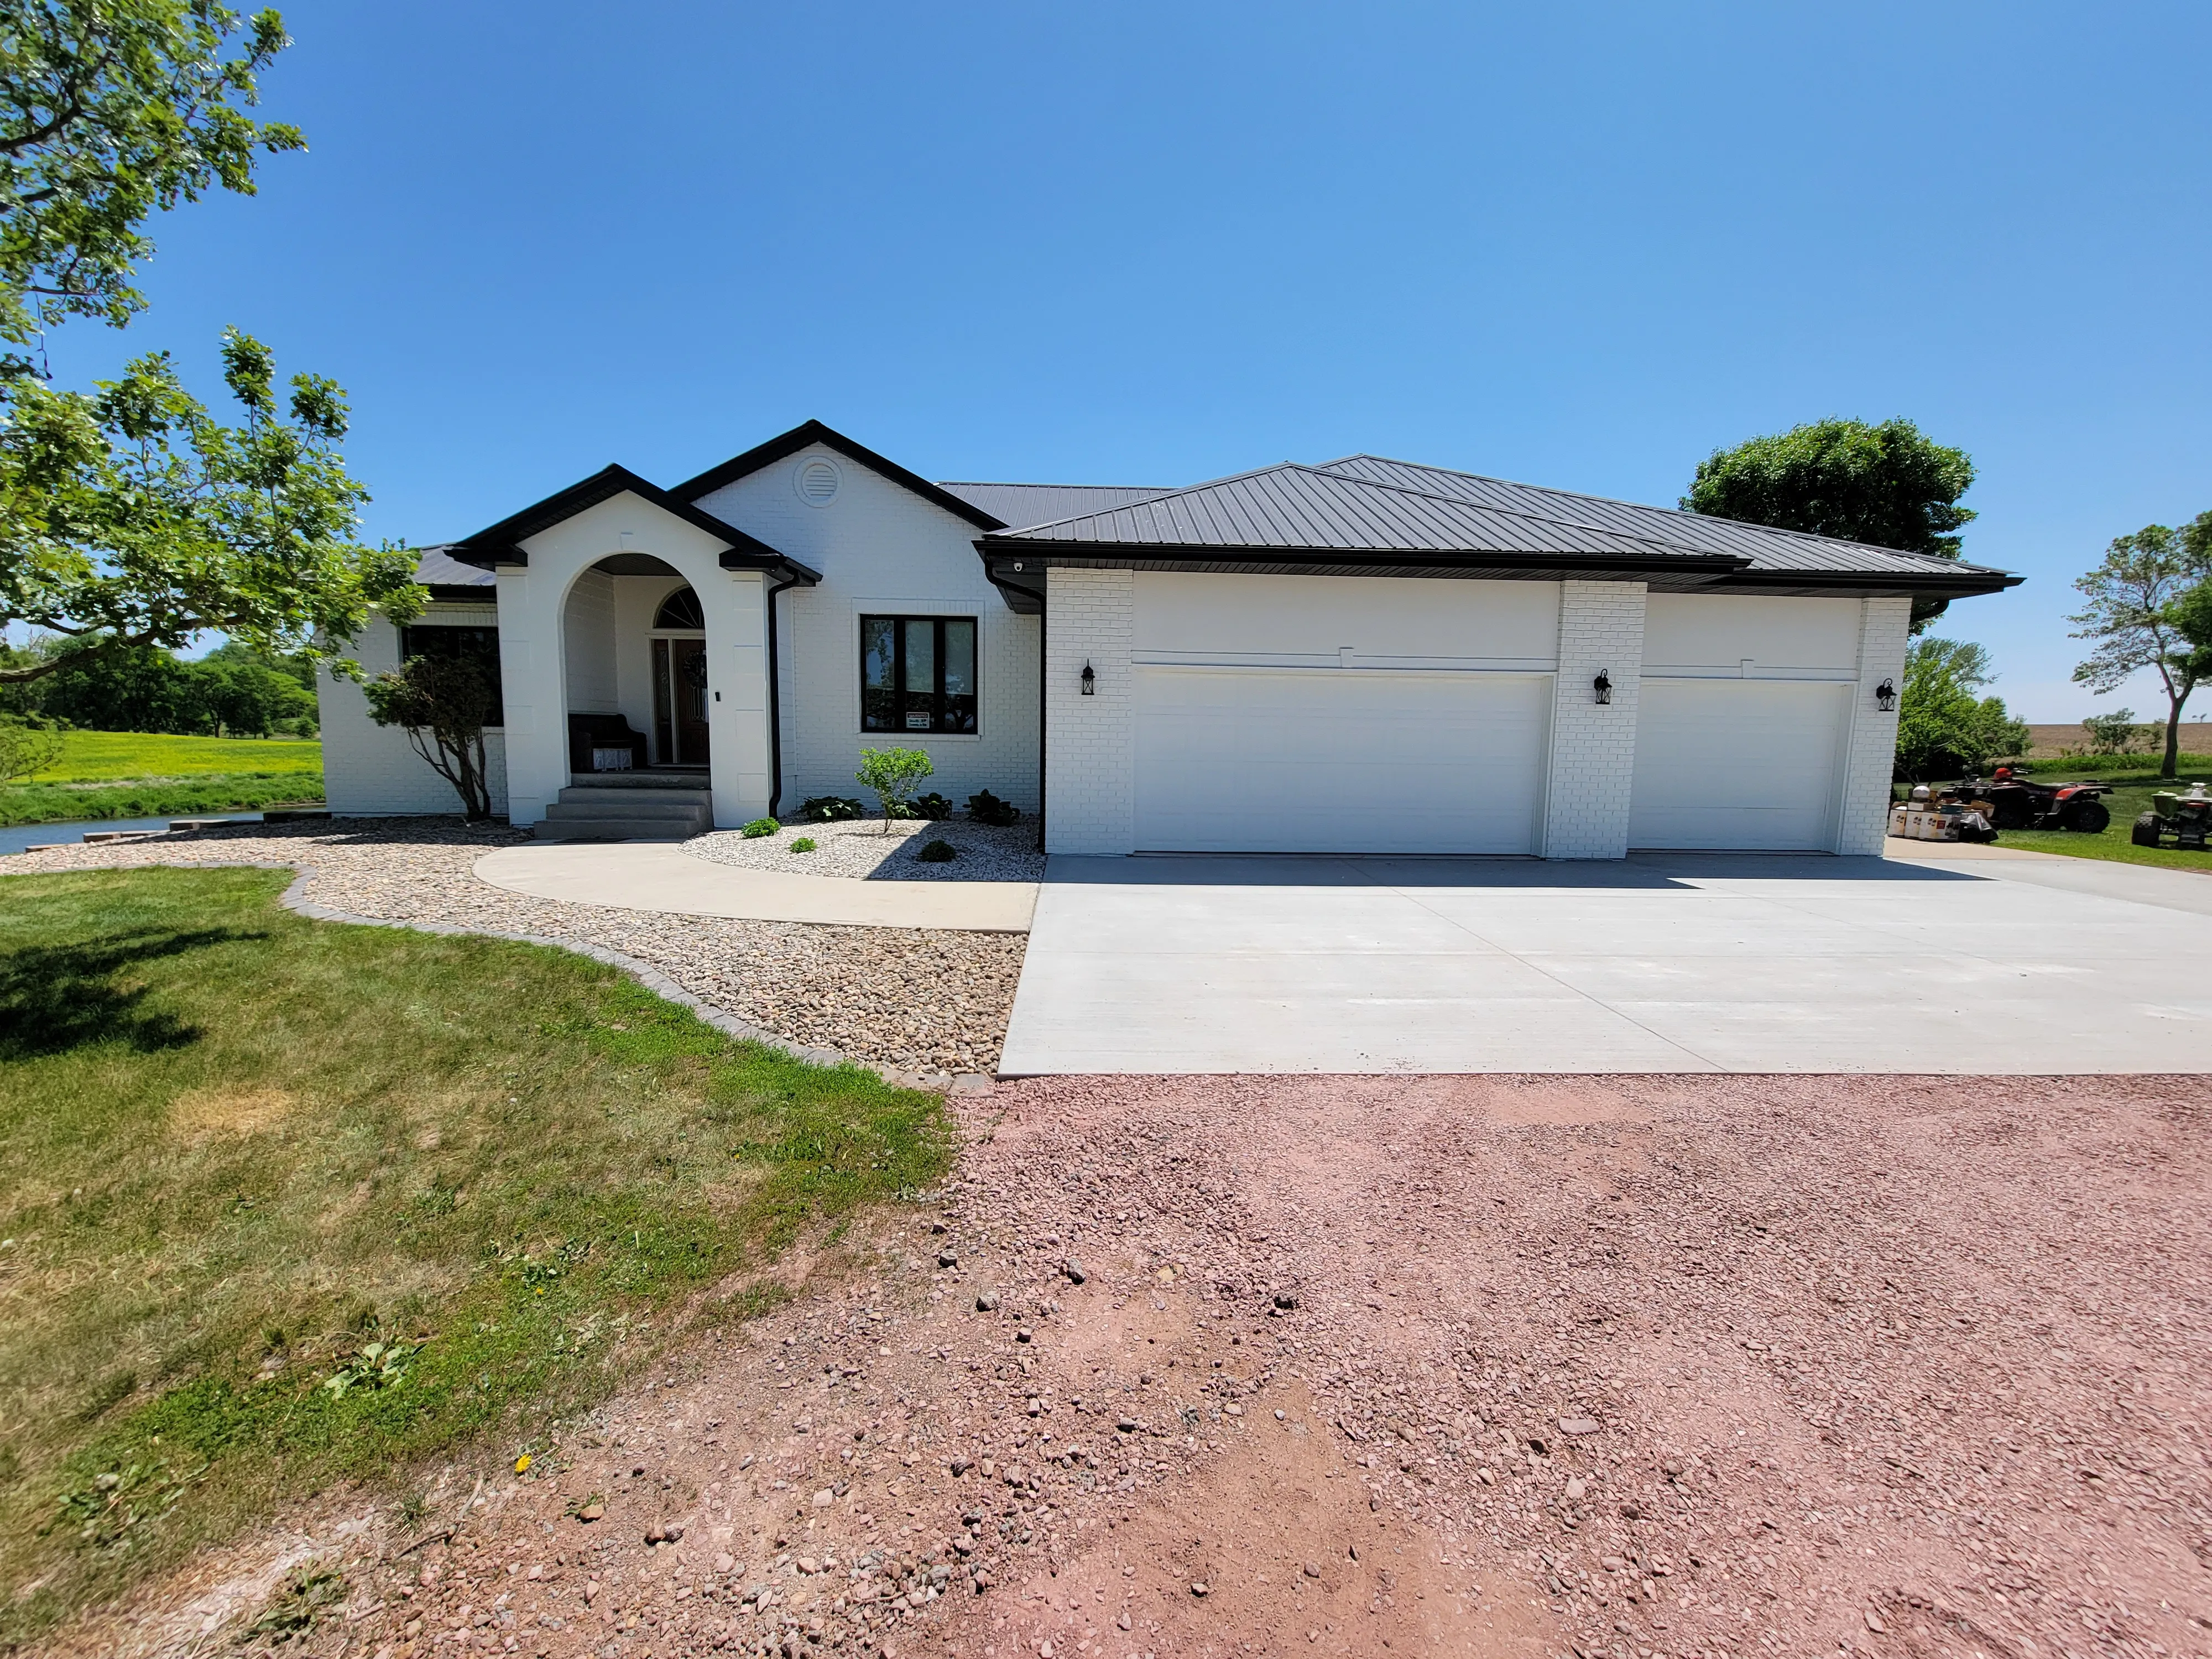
[
  {"xmin": 1629, "ymin": 678, "xmax": 1850, "ymax": 850},
  {"xmin": 1133, "ymin": 666, "xmax": 1550, "ymax": 853}
]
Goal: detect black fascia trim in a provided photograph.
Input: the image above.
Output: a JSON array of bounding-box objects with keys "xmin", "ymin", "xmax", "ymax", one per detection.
[
  {"xmin": 976, "ymin": 541, "xmax": 1749, "ymax": 578},
  {"xmin": 423, "ymin": 584, "xmax": 497, "ymax": 602},
  {"xmin": 672, "ymin": 419, "xmax": 1009, "ymax": 531},
  {"xmin": 980, "ymin": 561, "xmax": 1048, "ymax": 614},
  {"xmin": 719, "ymin": 547, "xmax": 823, "ymax": 586},
  {"xmin": 448, "ymin": 463, "xmax": 801, "ymax": 572},
  {"xmin": 1706, "ymin": 567, "xmax": 2023, "ymax": 599}
]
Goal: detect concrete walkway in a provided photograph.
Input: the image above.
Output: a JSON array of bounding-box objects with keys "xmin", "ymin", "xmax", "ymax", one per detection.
[
  {"xmin": 472, "ymin": 842, "xmax": 1037, "ymax": 932},
  {"xmin": 1000, "ymin": 842, "xmax": 2212, "ymax": 1074}
]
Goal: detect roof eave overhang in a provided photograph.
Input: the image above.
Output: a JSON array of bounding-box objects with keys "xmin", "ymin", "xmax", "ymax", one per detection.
[
  {"xmin": 674, "ymin": 419, "xmax": 1009, "ymax": 532},
  {"xmin": 1697, "ymin": 568, "xmax": 2024, "ymax": 601},
  {"xmin": 446, "ymin": 465, "xmax": 817, "ymax": 584}
]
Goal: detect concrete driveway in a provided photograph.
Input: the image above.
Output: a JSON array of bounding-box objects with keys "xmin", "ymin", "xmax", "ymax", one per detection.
[{"xmin": 999, "ymin": 847, "xmax": 2212, "ymax": 1073}]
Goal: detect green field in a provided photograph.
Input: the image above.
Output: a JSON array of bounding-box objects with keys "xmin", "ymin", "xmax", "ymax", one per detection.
[
  {"xmin": 0, "ymin": 867, "xmax": 949, "ymax": 1642},
  {"xmin": 1, "ymin": 732, "xmax": 324, "ymax": 826}
]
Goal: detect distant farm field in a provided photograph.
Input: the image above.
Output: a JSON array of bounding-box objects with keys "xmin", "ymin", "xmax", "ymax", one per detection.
[{"xmin": 1, "ymin": 733, "xmax": 325, "ymax": 827}]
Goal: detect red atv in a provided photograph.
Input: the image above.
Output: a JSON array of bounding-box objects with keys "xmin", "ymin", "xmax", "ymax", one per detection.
[{"xmin": 1960, "ymin": 766, "xmax": 2112, "ymax": 833}]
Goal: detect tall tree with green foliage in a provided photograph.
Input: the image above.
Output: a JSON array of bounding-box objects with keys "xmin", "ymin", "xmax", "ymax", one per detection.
[
  {"xmin": 0, "ymin": 0, "xmax": 303, "ymax": 371},
  {"xmin": 1683, "ymin": 417, "xmax": 1977, "ymax": 629},
  {"xmin": 0, "ymin": 2, "xmax": 420, "ymax": 685},
  {"xmin": 1892, "ymin": 637, "xmax": 2029, "ymax": 782},
  {"xmin": 2069, "ymin": 519, "xmax": 2212, "ymax": 780}
]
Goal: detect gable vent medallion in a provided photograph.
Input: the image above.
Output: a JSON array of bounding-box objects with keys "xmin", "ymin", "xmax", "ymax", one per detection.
[{"xmin": 795, "ymin": 457, "xmax": 841, "ymax": 506}]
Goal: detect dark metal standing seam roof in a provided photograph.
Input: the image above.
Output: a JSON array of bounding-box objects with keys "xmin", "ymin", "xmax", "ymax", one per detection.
[
  {"xmin": 937, "ymin": 482, "xmax": 1177, "ymax": 526},
  {"xmin": 1313, "ymin": 455, "xmax": 2010, "ymax": 581},
  {"xmin": 976, "ymin": 455, "xmax": 2020, "ymax": 601}
]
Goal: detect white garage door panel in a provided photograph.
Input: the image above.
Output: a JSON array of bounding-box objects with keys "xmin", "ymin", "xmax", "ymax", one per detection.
[
  {"xmin": 1134, "ymin": 667, "xmax": 1550, "ymax": 853},
  {"xmin": 1629, "ymin": 679, "xmax": 1849, "ymax": 850}
]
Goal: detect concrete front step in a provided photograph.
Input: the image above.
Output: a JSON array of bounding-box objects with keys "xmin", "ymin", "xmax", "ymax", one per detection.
[
  {"xmin": 553, "ymin": 786, "xmax": 709, "ymax": 815},
  {"xmin": 533, "ymin": 813, "xmax": 708, "ymax": 842},
  {"xmin": 566, "ymin": 770, "xmax": 712, "ymax": 791},
  {"xmin": 536, "ymin": 786, "xmax": 712, "ymax": 841}
]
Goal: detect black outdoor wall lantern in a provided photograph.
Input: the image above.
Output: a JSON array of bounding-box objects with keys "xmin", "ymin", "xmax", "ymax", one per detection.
[
  {"xmin": 1876, "ymin": 677, "xmax": 1897, "ymax": 712},
  {"xmin": 1081, "ymin": 661, "xmax": 1096, "ymax": 696},
  {"xmin": 1593, "ymin": 669, "xmax": 1613, "ymax": 705}
]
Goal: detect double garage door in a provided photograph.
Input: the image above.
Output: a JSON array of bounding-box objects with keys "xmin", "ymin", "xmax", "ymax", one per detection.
[
  {"xmin": 1133, "ymin": 666, "xmax": 1551, "ymax": 854},
  {"xmin": 1129, "ymin": 667, "xmax": 1849, "ymax": 854}
]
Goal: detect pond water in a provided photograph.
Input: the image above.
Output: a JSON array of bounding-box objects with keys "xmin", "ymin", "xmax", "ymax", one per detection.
[{"xmin": 0, "ymin": 813, "xmax": 264, "ymax": 857}]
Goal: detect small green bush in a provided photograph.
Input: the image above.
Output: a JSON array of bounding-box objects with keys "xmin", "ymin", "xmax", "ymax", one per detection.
[
  {"xmin": 967, "ymin": 789, "xmax": 1020, "ymax": 827},
  {"xmin": 740, "ymin": 817, "xmax": 779, "ymax": 839},
  {"xmin": 796, "ymin": 795, "xmax": 864, "ymax": 822},
  {"xmin": 916, "ymin": 838, "xmax": 957, "ymax": 863},
  {"xmin": 790, "ymin": 836, "xmax": 818, "ymax": 853},
  {"xmin": 856, "ymin": 747, "xmax": 935, "ymax": 827},
  {"xmin": 912, "ymin": 791, "xmax": 953, "ymax": 821}
]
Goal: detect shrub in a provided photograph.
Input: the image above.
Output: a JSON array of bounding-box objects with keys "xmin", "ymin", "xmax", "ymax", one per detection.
[
  {"xmin": 740, "ymin": 817, "xmax": 779, "ymax": 838},
  {"xmin": 967, "ymin": 789, "xmax": 1021, "ymax": 827},
  {"xmin": 2083, "ymin": 709, "xmax": 2156, "ymax": 756},
  {"xmin": 916, "ymin": 838, "xmax": 957, "ymax": 863},
  {"xmin": 791, "ymin": 836, "xmax": 818, "ymax": 853},
  {"xmin": 912, "ymin": 791, "xmax": 953, "ymax": 820},
  {"xmin": 855, "ymin": 746, "xmax": 935, "ymax": 830},
  {"xmin": 796, "ymin": 795, "xmax": 864, "ymax": 823},
  {"xmin": 362, "ymin": 654, "xmax": 497, "ymax": 818}
]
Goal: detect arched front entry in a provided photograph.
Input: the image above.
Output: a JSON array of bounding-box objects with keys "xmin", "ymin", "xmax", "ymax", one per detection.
[{"xmin": 493, "ymin": 492, "xmax": 780, "ymax": 831}]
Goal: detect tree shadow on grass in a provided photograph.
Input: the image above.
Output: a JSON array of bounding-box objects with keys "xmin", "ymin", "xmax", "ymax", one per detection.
[{"xmin": 0, "ymin": 928, "xmax": 266, "ymax": 1061}]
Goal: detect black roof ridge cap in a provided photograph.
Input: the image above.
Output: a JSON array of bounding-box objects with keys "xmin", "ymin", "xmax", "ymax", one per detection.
[
  {"xmin": 670, "ymin": 419, "xmax": 1008, "ymax": 531},
  {"xmin": 1316, "ymin": 453, "xmax": 2004, "ymax": 574}
]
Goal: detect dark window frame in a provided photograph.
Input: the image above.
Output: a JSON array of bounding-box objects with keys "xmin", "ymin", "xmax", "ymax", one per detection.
[
  {"xmin": 859, "ymin": 614, "xmax": 978, "ymax": 735},
  {"xmin": 399, "ymin": 623, "xmax": 505, "ymax": 726}
]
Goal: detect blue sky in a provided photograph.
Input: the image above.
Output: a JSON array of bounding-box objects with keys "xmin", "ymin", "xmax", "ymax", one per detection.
[{"xmin": 46, "ymin": 1, "xmax": 2212, "ymax": 721}]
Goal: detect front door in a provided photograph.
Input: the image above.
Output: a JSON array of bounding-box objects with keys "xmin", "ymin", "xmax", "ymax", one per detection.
[{"xmin": 652, "ymin": 637, "xmax": 711, "ymax": 766}]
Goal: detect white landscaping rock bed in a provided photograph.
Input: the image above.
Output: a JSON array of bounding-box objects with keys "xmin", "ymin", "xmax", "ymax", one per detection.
[
  {"xmin": 2, "ymin": 820, "xmax": 1025, "ymax": 1076},
  {"xmin": 686, "ymin": 813, "xmax": 1043, "ymax": 882}
]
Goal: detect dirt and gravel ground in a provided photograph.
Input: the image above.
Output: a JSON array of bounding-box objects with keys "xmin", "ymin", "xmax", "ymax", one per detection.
[
  {"xmin": 56, "ymin": 1071, "xmax": 2211, "ymax": 1659},
  {"xmin": 1, "ymin": 821, "xmax": 1027, "ymax": 1074}
]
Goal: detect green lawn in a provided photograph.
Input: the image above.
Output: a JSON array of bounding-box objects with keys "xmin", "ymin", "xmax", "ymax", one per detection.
[
  {"xmin": 1911, "ymin": 764, "xmax": 2212, "ymax": 873},
  {"xmin": 0, "ymin": 868, "xmax": 950, "ymax": 1643},
  {"xmin": 1, "ymin": 732, "xmax": 325, "ymax": 826}
]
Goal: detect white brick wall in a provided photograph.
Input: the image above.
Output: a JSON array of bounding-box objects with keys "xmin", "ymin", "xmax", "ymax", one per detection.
[
  {"xmin": 696, "ymin": 450, "xmax": 1041, "ymax": 815},
  {"xmin": 1836, "ymin": 596, "xmax": 1911, "ymax": 855},
  {"xmin": 1043, "ymin": 566, "xmax": 1135, "ymax": 855},
  {"xmin": 319, "ymin": 608, "xmax": 509, "ymax": 816},
  {"xmin": 1542, "ymin": 580, "xmax": 1647, "ymax": 858}
]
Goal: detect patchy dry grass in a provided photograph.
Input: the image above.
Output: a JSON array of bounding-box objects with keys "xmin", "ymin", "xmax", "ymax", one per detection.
[{"xmin": 0, "ymin": 866, "xmax": 951, "ymax": 1644}]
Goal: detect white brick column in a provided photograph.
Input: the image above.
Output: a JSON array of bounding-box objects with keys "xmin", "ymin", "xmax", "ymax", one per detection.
[
  {"xmin": 1542, "ymin": 580, "xmax": 1647, "ymax": 859},
  {"xmin": 1044, "ymin": 566, "xmax": 1135, "ymax": 855},
  {"xmin": 1836, "ymin": 596, "xmax": 1911, "ymax": 855}
]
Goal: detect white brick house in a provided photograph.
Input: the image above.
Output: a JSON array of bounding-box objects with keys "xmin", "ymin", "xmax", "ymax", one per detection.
[{"xmin": 318, "ymin": 421, "xmax": 2015, "ymax": 855}]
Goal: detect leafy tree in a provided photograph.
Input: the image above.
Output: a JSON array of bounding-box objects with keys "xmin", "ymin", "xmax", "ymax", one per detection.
[
  {"xmin": 20, "ymin": 630, "xmax": 310, "ymax": 733},
  {"xmin": 362, "ymin": 653, "xmax": 495, "ymax": 818},
  {"xmin": 855, "ymin": 745, "xmax": 933, "ymax": 829},
  {"xmin": 0, "ymin": 713, "xmax": 61, "ymax": 781},
  {"xmin": 1683, "ymin": 417, "xmax": 1976, "ymax": 629},
  {"xmin": 1893, "ymin": 637, "xmax": 2028, "ymax": 783},
  {"xmin": 1, "ymin": 331, "xmax": 420, "ymax": 684},
  {"xmin": 0, "ymin": 0, "xmax": 304, "ymax": 371},
  {"xmin": 2069, "ymin": 521, "xmax": 2212, "ymax": 780},
  {"xmin": 0, "ymin": 7, "xmax": 421, "ymax": 685}
]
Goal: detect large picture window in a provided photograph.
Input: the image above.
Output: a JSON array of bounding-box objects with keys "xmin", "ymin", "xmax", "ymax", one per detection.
[
  {"xmin": 860, "ymin": 615, "xmax": 977, "ymax": 734},
  {"xmin": 400, "ymin": 624, "xmax": 504, "ymax": 723}
]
